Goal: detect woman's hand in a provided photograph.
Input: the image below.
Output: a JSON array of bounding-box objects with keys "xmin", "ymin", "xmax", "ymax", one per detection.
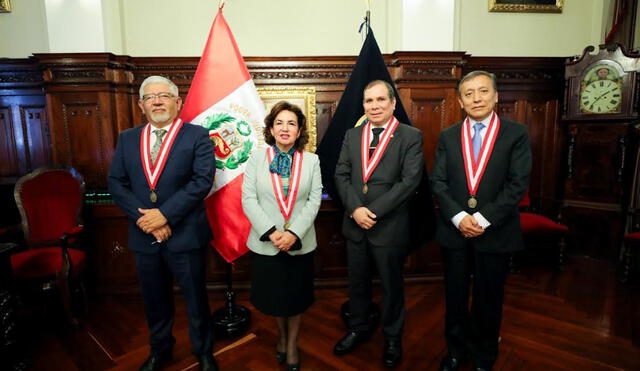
[
  {"xmin": 274, "ymin": 231, "xmax": 297, "ymax": 251},
  {"xmin": 269, "ymin": 230, "xmax": 284, "ymax": 248}
]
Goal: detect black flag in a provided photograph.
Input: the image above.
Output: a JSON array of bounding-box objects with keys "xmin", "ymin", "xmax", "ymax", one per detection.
[
  {"xmin": 317, "ymin": 28, "xmax": 411, "ymax": 199},
  {"xmin": 316, "ymin": 26, "xmax": 435, "ymax": 245}
]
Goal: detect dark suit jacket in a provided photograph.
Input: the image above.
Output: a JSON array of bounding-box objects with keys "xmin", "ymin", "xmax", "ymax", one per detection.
[
  {"xmin": 431, "ymin": 117, "xmax": 531, "ymax": 253},
  {"xmin": 108, "ymin": 122, "xmax": 215, "ymax": 254},
  {"xmin": 335, "ymin": 122, "xmax": 424, "ymax": 247}
]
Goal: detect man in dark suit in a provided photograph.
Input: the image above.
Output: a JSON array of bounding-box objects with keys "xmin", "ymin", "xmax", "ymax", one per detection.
[
  {"xmin": 108, "ymin": 76, "xmax": 218, "ymax": 371},
  {"xmin": 431, "ymin": 71, "xmax": 531, "ymax": 371},
  {"xmin": 333, "ymin": 80, "xmax": 424, "ymax": 368}
]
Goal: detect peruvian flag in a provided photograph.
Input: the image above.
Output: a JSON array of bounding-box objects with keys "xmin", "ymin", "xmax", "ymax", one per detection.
[{"xmin": 181, "ymin": 6, "xmax": 265, "ymax": 262}]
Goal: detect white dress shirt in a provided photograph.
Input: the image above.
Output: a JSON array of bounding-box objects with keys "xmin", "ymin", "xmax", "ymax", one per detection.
[
  {"xmin": 451, "ymin": 114, "xmax": 493, "ymax": 230},
  {"xmin": 149, "ymin": 121, "xmax": 174, "ymax": 149}
]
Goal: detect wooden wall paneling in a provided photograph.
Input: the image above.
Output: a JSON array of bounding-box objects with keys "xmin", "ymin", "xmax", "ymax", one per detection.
[
  {"xmin": 0, "ymin": 106, "xmax": 20, "ymax": 180},
  {"xmin": 313, "ymin": 200, "xmax": 348, "ymax": 282},
  {"xmin": 402, "ymin": 87, "xmax": 456, "ymax": 170},
  {"xmin": 85, "ymin": 204, "xmax": 139, "ymax": 294},
  {"xmin": 35, "ymin": 53, "xmax": 130, "ymax": 191},
  {"xmin": 0, "ymin": 58, "xmax": 48, "ymax": 184},
  {"xmin": 21, "ymin": 105, "xmax": 50, "ymax": 170}
]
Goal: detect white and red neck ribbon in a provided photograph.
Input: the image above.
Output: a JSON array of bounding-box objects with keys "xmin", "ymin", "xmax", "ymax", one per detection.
[
  {"xmin": 267, "ymin": 147, "xmax": 303, "ymax": 222},
  {"xmin": 461, "ymin": 112, "xmax": 500, "ymax": 196},
  {"xmin": 140, "ymin": 118, "xmax": 183, "ymax": 191},
  {"xmin": 360, "ymin": 116, "xmax": 399, "ymax": 184}
]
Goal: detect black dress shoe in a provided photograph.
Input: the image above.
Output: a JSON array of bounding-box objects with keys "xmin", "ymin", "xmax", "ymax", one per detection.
[
  {"xmin": 439, "ymin": 354, "xmax": 464, "ymax": 371},
  {"xmin": 139, "ymin": 352, "xmax": 171, "ymax": 371},
  {"xmin": 333, "ymin": 331, "xmax": 369, "ymax": 355},
  {"xmin": 383, "ymin": 339, "xmax": 402, "ymax": 368},
  {"xmin": 197, "ymin": 354, "xmax": 219, "ymax": 371}
]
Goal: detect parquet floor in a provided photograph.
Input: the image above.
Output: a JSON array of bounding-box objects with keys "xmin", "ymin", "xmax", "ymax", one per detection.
[{"xmin": 12, "ymin": 255, "xmax": 640, "ymax": 370}]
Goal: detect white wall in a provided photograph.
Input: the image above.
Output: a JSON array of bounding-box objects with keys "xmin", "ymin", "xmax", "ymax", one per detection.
[
  {"xmin": 44, "ymin": 0, "xmax": 106, "ymax": 53},
  {"xmin": 0, "ymin": 0, "xmax": 49, "ymax": 58},
  {"xmin": 456, "ymin": 0, "xmax": 609, "ymax": 57},
  {"xmin": 0, "ymin": 0, "xmax": 619, "ymax": 59},
  {"xmin": 120, "ymin": 0, "xmax": 387, "ymax": 57}
]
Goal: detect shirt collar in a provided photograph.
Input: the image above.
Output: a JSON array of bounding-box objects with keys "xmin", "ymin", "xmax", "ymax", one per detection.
[
  {"xmin": 150, "ymin": 120, "xmax": 174, "ymax": 133},
  {"xmin": 468, "ymin": 112, "xmax": 494, "ymax": 128},
  {"xmin": 370, "ymin": 117, "xmax": 391, "ymax": 132}
]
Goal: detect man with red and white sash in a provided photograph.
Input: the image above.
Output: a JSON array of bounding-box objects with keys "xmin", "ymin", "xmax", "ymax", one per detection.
[
  {"xmin": 108, "ymin": 76, "xmax": 217, "ymax": 371},
  {"xmin": 333, "ymin": 80, "xmax": 424, "ymax": 368},
  {"xmin": 432, "ymin": 71, "xmax": 531, "ymax": 371}
]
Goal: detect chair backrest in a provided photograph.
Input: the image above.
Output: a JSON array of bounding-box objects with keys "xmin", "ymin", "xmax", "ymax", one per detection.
[
  {"xmin": 519, "ymin": 190, "xmax": 531, "ymax": 208},
  {"xmin": 14, "ymin": 167, "xmax": 85, "ymax": 245}
]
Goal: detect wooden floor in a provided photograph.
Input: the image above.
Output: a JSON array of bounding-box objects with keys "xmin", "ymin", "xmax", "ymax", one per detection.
[{"xmin": 12, "ymin": 255, "xmax": 640, "ymax": 370}]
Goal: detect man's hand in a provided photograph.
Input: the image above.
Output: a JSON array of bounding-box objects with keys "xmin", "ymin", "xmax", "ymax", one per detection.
[
  {"xmin": 459, "ymin": 214, "xmax": 485, "ymax": 238},
  {"xmin": 352, "ymin": 207, "xmax": 377, "ymax": 230},
  {"xmin": 274, "ymin": 231, "xmax": 297, "ymax": 251},
  {"xmin": 137, "ymin": 208, "xmax": 168, "ymax": 233},
  {"xmin": 151, "ymin": 225, "xmax": 172, "ymax": 242}
]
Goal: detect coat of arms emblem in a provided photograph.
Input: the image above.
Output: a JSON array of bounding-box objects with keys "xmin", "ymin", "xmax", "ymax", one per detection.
[{"xmin": 203, "ymin": 113, "xmax": 253, "ymax": 170}]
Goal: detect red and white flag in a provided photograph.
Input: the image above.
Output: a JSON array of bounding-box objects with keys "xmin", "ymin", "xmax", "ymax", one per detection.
[{"xmin": 181, "ymin": 7, "xmax": 265, "ymax": 263}]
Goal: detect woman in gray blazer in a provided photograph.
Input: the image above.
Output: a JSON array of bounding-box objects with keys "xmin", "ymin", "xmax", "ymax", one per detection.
[{"xmin": 242, "ymin": 101, "xmax": 322, "ymax": 371}]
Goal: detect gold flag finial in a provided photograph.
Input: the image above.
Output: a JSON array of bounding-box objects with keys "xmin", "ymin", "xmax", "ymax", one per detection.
[{"xmin": 218, "ymin": 0, "xmax": 225, "ymax": 9}]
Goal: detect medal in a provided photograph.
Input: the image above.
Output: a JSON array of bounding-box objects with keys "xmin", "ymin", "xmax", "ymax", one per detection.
[
  {"xmin": 461, "ymin": 112, "xmax": 500, "ymax": 209},
  {"xmin": 267, "ymin": 147, "xmax": 303, "ymax": 230},
  {"xmin": 361, "ymin": 117, "xmax": 399, "ymax": 193},
  {"xmin": 140, "ymin": 118, "xmax": 183, "ymax": 204}
]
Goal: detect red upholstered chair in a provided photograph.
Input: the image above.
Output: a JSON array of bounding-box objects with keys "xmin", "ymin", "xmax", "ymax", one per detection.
[
  {"xmin": 10, "ymin": 166, "xmax": 87, "ymax": 325},
  {"xmin": 516, "ymin": 192, "xmax": 569, "ymax": 270}
]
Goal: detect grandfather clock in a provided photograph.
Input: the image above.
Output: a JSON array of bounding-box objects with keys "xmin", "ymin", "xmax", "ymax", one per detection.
[{"xmin": 562, "ymin": 44, "xmax": 640, "ymax": 259}]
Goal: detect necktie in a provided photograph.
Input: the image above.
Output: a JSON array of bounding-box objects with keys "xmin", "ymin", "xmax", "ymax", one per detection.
[
  {"xmin": 151, "ymin": 129, "xmax": 167, "ymax": 165},
  {"xmin": 472, "ymin": 123, "xmax": 485, "ymax": 162},
  {"xmin": 369, "ymin": 127, "xmax": 385, "ymax": 156}
]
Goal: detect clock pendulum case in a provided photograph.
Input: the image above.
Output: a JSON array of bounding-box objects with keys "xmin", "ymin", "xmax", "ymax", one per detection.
[{"xmin": 562, "ymin": 44, "xmax": 640, "ymax": 259}]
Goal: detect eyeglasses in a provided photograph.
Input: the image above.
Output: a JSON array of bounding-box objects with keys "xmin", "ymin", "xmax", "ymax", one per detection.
[{"xmin": 141, "ymin": 92, "xmax": 175, "ymax": 102}]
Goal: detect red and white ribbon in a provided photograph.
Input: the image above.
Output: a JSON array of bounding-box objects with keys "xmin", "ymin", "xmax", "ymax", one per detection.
[
  {"xmin": 461, "ymin": 112, "xmax": 500, "ymax": 196},
  {"xmin": 360, "ymin": 116, "xmax": 399, "ymax": 184},
  {"xmin": 267, "ymin": 147, "xmax": 303, "ymax": 222},
  {"xmin": 140, "ymin": 118, "xmax": 183, "ymax": 191}
]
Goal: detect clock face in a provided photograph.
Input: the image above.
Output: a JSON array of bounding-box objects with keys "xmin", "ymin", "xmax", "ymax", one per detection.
[
  {"xmin": 579, "ymin": 63, "xmax": 623, "ymax": 114},
  {"xmin": 580, "ymin": 79, "xmax": 622, "ymax": 114}
]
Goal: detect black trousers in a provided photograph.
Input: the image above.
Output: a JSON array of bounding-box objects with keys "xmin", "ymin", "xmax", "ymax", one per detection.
[
  {"xmin": 134, "ymin": 247, "xmax": 213, "ymax": 357},
  {"xmin": 442, "ymin": 245, "xmax": 510, "ymax": 369},
  {"xmin": 346, "ymin": 239, "xmax": 406, "ymax": 340}
]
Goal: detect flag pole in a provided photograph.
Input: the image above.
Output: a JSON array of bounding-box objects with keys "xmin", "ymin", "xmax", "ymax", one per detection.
[
  {"xmin": 211, "ymin": 260, "xmax": 251, "ymax": 339},
  {"xmin": 202, "ymin": 0, "xmax": 251, "ymax": 339}
]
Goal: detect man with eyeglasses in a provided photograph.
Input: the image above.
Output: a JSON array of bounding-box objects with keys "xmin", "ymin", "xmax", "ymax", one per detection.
[{"xmin": 108, "ymin": 76, "xmax": 218, "ymax": 371}]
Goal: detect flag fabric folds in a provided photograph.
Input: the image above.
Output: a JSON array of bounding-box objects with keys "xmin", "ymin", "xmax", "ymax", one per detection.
[{"xmin": 181, "ymin": 8, "xmax": 265, "ymax": 263}]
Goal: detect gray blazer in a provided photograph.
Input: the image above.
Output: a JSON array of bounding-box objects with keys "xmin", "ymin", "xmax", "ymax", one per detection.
[{"xmin": 242, "ymin": 148, "xmax": 322, "ymax": 256}]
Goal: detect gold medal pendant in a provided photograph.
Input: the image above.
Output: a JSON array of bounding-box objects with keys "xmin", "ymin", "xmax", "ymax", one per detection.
[
  {"xmin": 363, "ymin": 183, "xmax": 368, "ymax": 194},
  {"xmin": 467, "ymin": 196, "xmax": 477, "ymax": 209},
  {"xmin": 150, "ymin": 190, "xmax": 158, "ymax": 203},
  {"xmin": 284, "ymin": 221, "xmax": 291, "ymax": 230}
]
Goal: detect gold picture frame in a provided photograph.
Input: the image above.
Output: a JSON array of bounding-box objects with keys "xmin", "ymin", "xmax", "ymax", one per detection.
[
  {"xmin": 0, "ymin": 0, "xmax": 11, "ymax": 13},
  {"xmin": 257, "ymin": 86, "xmax": 317, "ymax": 152},
  {"xmin": 489, "ymin": 0, "xmax": 563, "ymax": 13}
]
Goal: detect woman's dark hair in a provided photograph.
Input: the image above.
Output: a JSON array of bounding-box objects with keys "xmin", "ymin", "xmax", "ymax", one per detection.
[{"xmin": 263, "ymin": 100, "xmax": 309, "ymax": 151}]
